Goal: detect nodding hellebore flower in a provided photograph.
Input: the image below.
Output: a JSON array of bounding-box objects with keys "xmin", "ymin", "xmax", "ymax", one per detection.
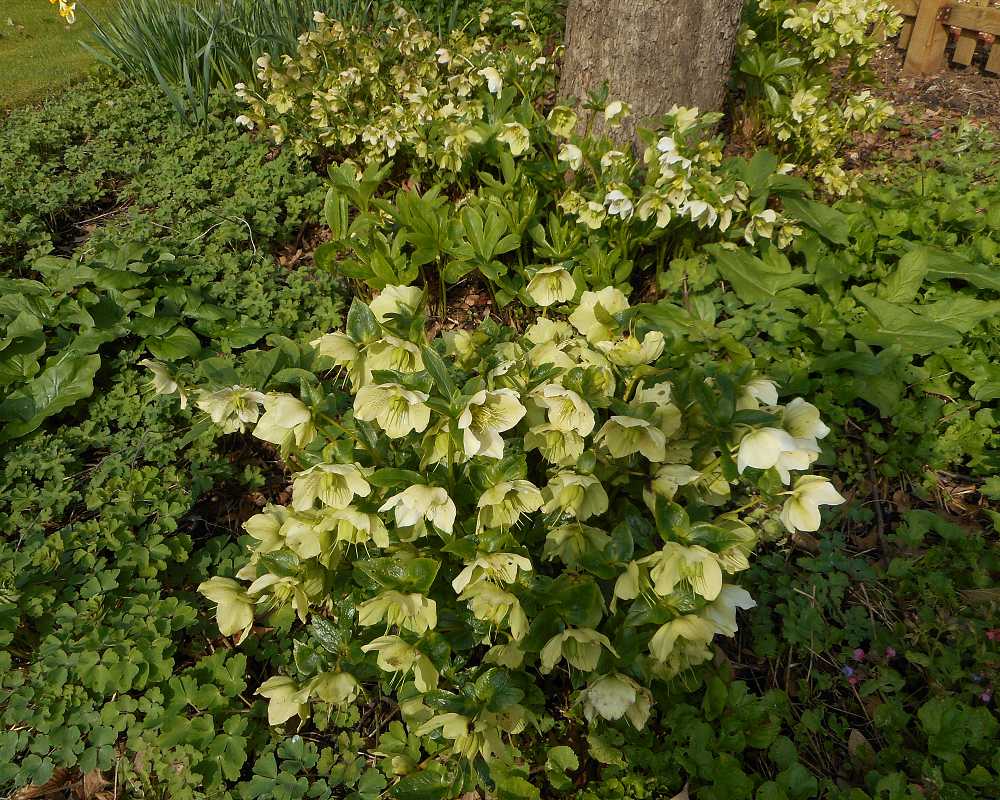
[
  {"xmin": 580, "ymin": 673, "xmax": 653, "ymax": 730},
  {"xmin": 542, "ymin": 471, "xmax": 609, "ymax": 521},
  {"xmin": 458, "ymin": 389, "xmax": 526, "ymax": 459},
  {"xmin": 641, "ymin": 542, "xmax": 724, "ymax": 601},
  {"xmin": 195, "ymin": 386, "xmax": 266, "ymax": 433},
  {"xmin": 547, "ymin": 105, "xmax": 578, "ymax": 137},
  {"xmin": 198, "ymin": 577, "xmax": 255, "ymax": 643},
  {"xmin": 369, "ymin": 284, "xmax": 422, "ymax": 323},
  {"xmin": 476, "ymin": 480, "xmax": 544, "ymax": 531},
  {"xmin": 595, "ymin": 415, "xmax": 667, "ymax": 462},
  {"xmin": 361, "ymin": 635, "xmax": 439, "ymax": 691},
  {"xmin": 253, "ymin": 393, "xmax": 315, "ymax": 450},
  {"xmin": 140, "ymin": 359, "xmax": 187, "ymax": 408},
  {"xmin": 524, "ymin": 424, "xmax": 585, "ymax": 466},
  {"xmin": 478, "ymin": 67, "xmax": 503, "ymax": 95},
  {"xmin": 527, "ymin": 265, "xmax": 576, "ymax": 307},
  {"xmin": 291, "ymin": 463, "xmax": 371, "ymax": 511},
  {"xmin": 536, "ymin": 383, "xmax": 595, "ymax": 436},
  {"xmin": 596, "ymin": 331, "xmax": 665, "ymax": 367},
  {"xmin": 452, "ymin": 552, "xmax": 533, "ymax": 594},
  {"xmin": 737, "ymin": 377, "xmax": 779, "ymax": 410},
  {"xmin": 354, "ymin": 383, "xmax": 431, "ymax": 438},
  {"xmin": 779, "ymin": 475, "xmax": 846, "ymax": 533},
  {"xmin": 497, "ymin": 121, "xmax": 530, "ymax": 156},
  {"xmin": 366, "ymin": 336, "xmax": 424, "ymax": 374},
  {"xmin": 459, "ymin": 581, "xmax": 529, "ymax": 640},
  {"xmin": 736, "ymin": 426, "xmax": 816, "ymax": 484},
  {"xmin": 312, "ymin": 331, "xmax": 366, "ymax": 389},
  {"xmin": 256, "ymin": 675, "xmax": 310, "ymax": 725},
  {"xmin": 357, "ymin": 590, "xmax": 437, "ymax": 634},
  {"xmin": 568, "ymin": 287, "xmax": 629, "ymax": 343},
  {"xmin": 540, "ymin": 628, "xmax": 618, "ymax": 674},
  {"xmin": 379, "ymin": 484, "xmax": 457, "ymax": 535},
  {"xmin": 557, "ymin": 142, "xmax": 584, "ymax": 171}
]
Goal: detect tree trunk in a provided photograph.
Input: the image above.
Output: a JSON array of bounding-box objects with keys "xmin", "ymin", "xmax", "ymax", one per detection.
[{"xmin": 559, "ymin": 0, "xmax": 745, "ymax": 143}]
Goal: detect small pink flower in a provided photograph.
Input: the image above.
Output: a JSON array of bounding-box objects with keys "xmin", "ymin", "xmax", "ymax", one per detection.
[
  {"xmin": 986, "ymin": 629, "xmax": 1000, "ymax": 642},
  {"xmin": 853, "ymin": 648, "xmax": 866, "ymax": 661},
  {"xmin": 848, "ymin": 675, "xmax": 860, "ymax": 686},
  {"xmin": 884, "ymin": 647, "xmax": 896, "ymax": 659},
  {"xmin": 980, "ymin": 691, "xmax": 992, "ymax": 704}
]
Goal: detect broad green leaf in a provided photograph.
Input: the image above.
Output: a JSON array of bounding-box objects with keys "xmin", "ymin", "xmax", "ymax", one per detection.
[
  {"xmin": 881, "ymin": 248, "xmax": 928, "ymax": 304},
  {"xmin": 849, "ymin": 288, "xmax": 962, "ymax": 355},
  {"xmin": 0, "ymin": 353, "xmax": 101, "ymax": 441},
  {"xmin": 146, "ymin": 326, "xmax": 202, "ymax": 361},
  {"xmin": 708, "ymin": 246, "xmax": 809, "ymax": 304},
  {"xmin": 781, "ymin": 195, "xmax": 850, "ymax": 245}
]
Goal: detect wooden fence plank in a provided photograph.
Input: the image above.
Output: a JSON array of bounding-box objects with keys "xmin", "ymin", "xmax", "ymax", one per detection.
[
  {"xmin": 987, "ymin": 41, "xmax": 1000, "ymax": 74},
  {"xmin": 952, "ymin": 0, "xmax": 989, "ymax": 66},
  {"xmin": 946, "ymin": 5, "xmax": 1000, "ymax": 37},
  {"xmin": 903, "ymin": 0, "xmax": 951, "ymax": 74}
]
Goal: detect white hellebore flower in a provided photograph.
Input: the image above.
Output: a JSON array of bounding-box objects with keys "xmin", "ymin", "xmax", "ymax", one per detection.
[
  {"xmin": 256, "ymin": 675, "xmax": 309, "ymax": 726},
  {"xmin": 604, "ymin": 188, "xmax": 634, "ymax": 220},
  {"xmin": 369, "ymin": 284, "xmax": 423, "ymax": 323},
  {"xmin": 366, "ymin": 336, "xmax": 424, "ymax": 374},
  {"xmin": 361, "ymin": 635, "xmax": 438, "ymax": 691},
  {"xmin": 641, "ymin": 542, "xmax": 724, "ymax": 601},
  {"xmin": 354, "ymin": 383, "xmax": 431, "ymax": 438},
  {"xmin": 139, "ymin": 359, "xmax": 187, "ymax": 408},
  {"xmin": 568, "ymin": 287, "xmax": 630, "ymax": 343},
  {"xmin": 198, "ymin": 577, "xmax": 255, "ymax": 643},
  {"xmin": 459, "ymin": 582, "xmax": 529, "ymax": 640},
  {"xmin": 580, "ymin": 674, "xmax": 653, "ymax": 729},
  {"xmin": 557, "ymin": 143, "xmax": 583, "ymax": 171},
  {"xmin": 779, "ymin": 475, "xmax": 846, "ymax": 533},
  {"xmin": 540, "ymin": 628, "xmax": 618, "ymax": 673},
  {"xmin": 736, "ymin": 427, "xmax": 800, "ymax": 474},
  {"xmin": 478, "ymin": 67, "xmax": 503, "ymax": 95},
  {"xmin": 527, "ymin": 265, "xmax": 576, "ymax": 307},
  {"xmin": 595, "ymin": 416, "xmax": 667, "ymax": 462},
  {"xmin": 458, "ymin": 389, "xmax": 526, "ymax": 459},
  {"xmin": 703, "ymin": 585, "xmax": 756, "ymax": 637},
  {"xmin": 194, "ymin": 386, "xmax": 264, "ymax": 433},
  {"xmin": 537, "ymin": 383, "xmax": 595, "ymax": 436},
  {"xmin": 291, "ymin": 463, "xmax": 371, "ymax": 511},
  {"xmin": 357, "ymin": 590, "xmax": 438, "ymax": 634},
  {"xmin": 477, "ymin": 480, "xmax": 544, "ymax": 530},
  {"xmin": 547, "ymin": 105, "xmax": 578, "ymax": 137},
  {"xmin": 603, "ymin": 100, "xmax": 631, "ymax": 125},
  {"xmin": 379, "ymin": 485, "xmax": 457, "ymax": 534},
  {"xmin": 497, "ymin": 122, "xmax": 530, "ymax": 156},
  {"xmin": 452, "ymin": 552, "xmax": 533, "ymax": 593},
  {"xmin": 312, "ymin": 331, "xmax": 365, "ymax": 388},
  {"xmin": 737, "ymin": 377, "xmax": 779, "ymax": 410},
  {"xmin": 542, "ymin": 471, "xmax": 609, "ymax": 521},
  {"xmin": 253, "ymin": 393, "xmax": 315, "ymax": 449},
  {"xmin": 596, "ymin": 331, "xmax": 665, "ymax": 367},
  {"xmin": 782, "ymin": 397, "xmax": 831, "ymax": 449}
]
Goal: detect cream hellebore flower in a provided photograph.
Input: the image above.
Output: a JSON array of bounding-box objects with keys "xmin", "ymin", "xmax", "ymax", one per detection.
[
  {"xmin": 737, "ymin": 377, "xmax": 779, "ymax": 410},
  {"xmin": 354, "ymin": 383, "xmax": 431, "ymax": 438},
  {"xmin": 744, "ymin": 208, "xmax": 779, "ymax": 246},
  {"xmin": 253, "ymin": 393, "xmax": 315, "ymax": 450},
  {"xmin": 312, "ymin": 331, "xmax": 366, "ymax": 388},
  {"xmin": 782, "ymin": 398, "xmax": 831, "ymax": 450},
  {"xmin": 497, "ymin": 122, "xmax": 530, "ymax": 156},
  {"xmin": 580, "ymin": 673, "xmax": 653, "ymax": 729},
  {"xmin": 325, "ymin": 507, "xmax": 390, "ymax": 548},
  {"xmin": 557, "ymin": 142, "xmax": 584, "ymax": 171},
  {"xmin": 537, "ymin": 383, "xmax": 595, "ymax": 436},
  {"xmin": 641, "ymin": 542, "xmax": 724, "ymax": 601},
  {"xmin": 243, "ymin": 505, "xmax": 290, "ymax": 553},
  {"xmin": 369, "ymin": 284, "xmax": 423, "ymax": 323},
  {"xmin": 547, "ymin": 105, "xmax": 578, "ymax": 137},
  {"xmin": 525, "ymin": 318, "xmax": 574, "ymax": 346},
  {"xmin": 291, "ymin": 463, "xmax": 371, "ymax": 511},
  {"xmin": 139, "ymin": 359, "xmax": 187, "ymax": 408},
  {"xmin": 543, "ymin": 472, "xmax": 609, "ymax": 521},
  {"xmin": 648, "ymin": 464, "xmax": 702, "ymax": 502},
  {"xmin": 779, "ymin": 475, "xmax": 846, "ymax": 533},
  {"xmin": 361, "ymin": 635, "xmax": 438, "ymax": 691},
  {"xmin": 459, "ymin": 582, "xmax": 529, "ymax": 640},
  {"xmin": 568, "ymin": 287, "xmax": 629, "ymax": 343},
  {"xmin": 543, "ymin": 523, "xmax": 611, "ymax": 567},
  {"xmin": 256, "ymin": 675, "xmax": 309, "ymax": 725},
  {"xmin": 736, "ymin": 426, "xmax": 799, "ymax": 474},
  {"xmin": 634, "ymin": 380, "xmax": 682, "ymax": 436},
  {"xmin": 703, "ymin": 585, "xmax": 756, "ymax": 637},
  {"xmin": 452, "ymin": 552, "xmax": 533, "ymax": 593},
  {"xmin": 357, "ymin": 590, "xmax": 438, "ymax": 634},
  {"xmin": 604, "ymin": 188, "xmax": 634, "ymax": 220},
  {"xmin": 524, "ymin": 424, "xmax": 585, "ymax": 466},
  {"xmin": 366, "ymin": 336, "xmax": 425, "ymax": 373},
  {"xmin": 577, "ymin": 201, "xmax": 607, "ymax": 230},
  {"xmin": 308, "ymin": 671, "xmax": 360, "ymax": 708},
  {"xmin": 526, "ymin": 265, "xmax": 576, "ymax": 307},
  {"xmin": 603, "ymin": 100, "xmax": 631, "ymax": 125},
  {"xmin": 596, "ymin": 331, "xmax": 665, "ymax": 367},
  {"xmin": 648, "ymin": 614, "xmax": 716, "ymax": 664},
  {"xmin": 379, "ymin": 485, "xmax": 457, "ymax": 534},
  {"xmin": 476, "ymin": 480, "xmax": 544, "ymax": 530},
  {"xmin": 198, "ymin": 577, "xmax": 255, "ymax": 643},
  {"xmin": 196, "ymin": 386, "xmax": 266, "ymax": 433},
  {"xmin": 595, "ymin": 416, "xmax": 667, "ymax": 462},
  {"xmin": 458, "ymin": 389, "xmax": 526, "ymax": 459},
  {"xmin": 478, "ymin": 67, "xmax": 503, "ymax": 95},
  {"xmin": 540, "ymin": 628, "xmax": 618, "ymax": 673}
]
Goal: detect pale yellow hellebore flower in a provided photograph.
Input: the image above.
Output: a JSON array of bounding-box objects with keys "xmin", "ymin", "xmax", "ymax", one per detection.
[
  {"xmin": 595, "ymin": 415, "xmax": 667, "ymax": 462},
  {"xmin": 527, "ymin": 265, "xmax": 576, "ymax": 307},
  {"xmin": 139, "ymin": 358, "xmax": 187, "ymax": 408},
  {"xmin": 256, "ymin": 675, "xmax": 309, "ymax": 725},
  {"xmin": 451, "ymin": 552, "xmax": 533, "ymax": 593},
  {"xmin": 568, "ymin": 287, "xmax": 629, "ymax": 343},
  {"xmin": 253, "ymin": 393, "xmax": 315, "ymax": 450},
  {"xmin": 476, "ymin": 480, "xmax": 544, "ymax": 530},
  {"xmin": 195, "ymin": 386, "xmax": 266, "ymax": 433},
  {"xmin": 641, "ymin": 542, "xmax": 724, "ymax": 601},
  {"xmin": 361, "ymin": 635, "xmax": 439, "ymax": 691},
  {"xmin": 648, "ymin": 614, "xmax": 716, "ymax": 664},
  {"xmin": 497, "ymin": 122, "xmax": 530, "ymax": 156},
  {"xmin": 536, "ymin": 383, "xmax": 595, "ymax": 435},
  {"xmin": 540, "ymin": 628, "xmax": 617, "ymax": 673},
  {"xmin": 596, "ymin": 331, "xmax": 665, "ymax": 367},
  {"xmin": 542, "ymin": 471, "xmax": 609, "ymax": 521},
  {"xmin": 369, "ymin": 284, "xmax": 423, "ymax": 323},
  {"xmin": 458, "ymin": 388, "xmax": 526, "ymax": 459},
  {"xmin": 357, "ymin": 590, "xmax": 438, "ymax": 634},
  {"xmin": 580, "ymin": 673, "xmax": 653, "ymax": 729},
  {"xmin": 546, "ymin": 105, "xmax": 578, "ymax": 137},
  {"xmin": 354, "ymin": 383, "xmax": 431, "ymax": 438},
  {"xmin": 379, "ymin": 484, "xmax": 457, "ymax": 534},
  {"xmin": 458, "ymin": 581, "xmax": 529, "ymax": 640},
  {"xmin": 779, "ymin": 475, "xmax": 846, "ymax": 533},
  {"xmin": 291, "ymin": 463, "xmax": 371, "ymax": 511},
  {"xmin": 198, "ymin": 576, "xmax": 255, "ymax": 643}
]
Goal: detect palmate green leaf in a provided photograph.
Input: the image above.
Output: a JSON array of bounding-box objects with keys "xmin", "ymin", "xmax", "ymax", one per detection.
[
  {"xmin": 707, "ymin": 246, "xmax": 809, "ymax": 305},
  {"xmin": 849, "ymin": 287, "xmax": 963, "ymax": 355},
  {"xmin": 0, "ymin": 353, "xmax": 101, "ymax": 441}
]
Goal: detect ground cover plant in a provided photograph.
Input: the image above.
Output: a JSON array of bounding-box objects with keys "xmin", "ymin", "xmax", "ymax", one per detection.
[{"xmin": 1, "ymin": 0, "xmax": 998, "ymax": 799}]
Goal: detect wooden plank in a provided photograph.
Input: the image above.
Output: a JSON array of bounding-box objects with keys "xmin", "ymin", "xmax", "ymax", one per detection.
[
  {"xmin": 899, "ymin": 20, "xmax": 914, "ymax": 49},
  {"xmin": 947, "ymin": 5, "xmax": 1000, "ymax": 37},
  {"xmin": 952, "ymin": 0, "xmax": 989, "ymax": 66},
  {"xmin": 891, "ymin": 0, "xmax": 920, "ymax": 15},
  {"xmin": 903, "ymin": 0, "xmax": 950, "ymax": 75},
  {"xmin": 987, "ymin": 42, "xmax": 1000, "ymax": 75}
]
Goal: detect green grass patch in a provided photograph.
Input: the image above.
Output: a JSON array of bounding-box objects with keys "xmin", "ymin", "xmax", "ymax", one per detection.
[{"xmin": 0, "ymin": 0, "xmax": 117, "ymax": 110}]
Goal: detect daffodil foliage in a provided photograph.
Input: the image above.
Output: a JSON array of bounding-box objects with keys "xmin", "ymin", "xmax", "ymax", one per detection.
[{"xmin": 142, "ymin": 281, "xmax": 847, "ymax": 791}]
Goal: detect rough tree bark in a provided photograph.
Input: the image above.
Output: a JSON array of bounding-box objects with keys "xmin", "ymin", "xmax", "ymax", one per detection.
[{"xmin": 559, "ymin": 0, "xmax": 745, "ymax": 142}]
